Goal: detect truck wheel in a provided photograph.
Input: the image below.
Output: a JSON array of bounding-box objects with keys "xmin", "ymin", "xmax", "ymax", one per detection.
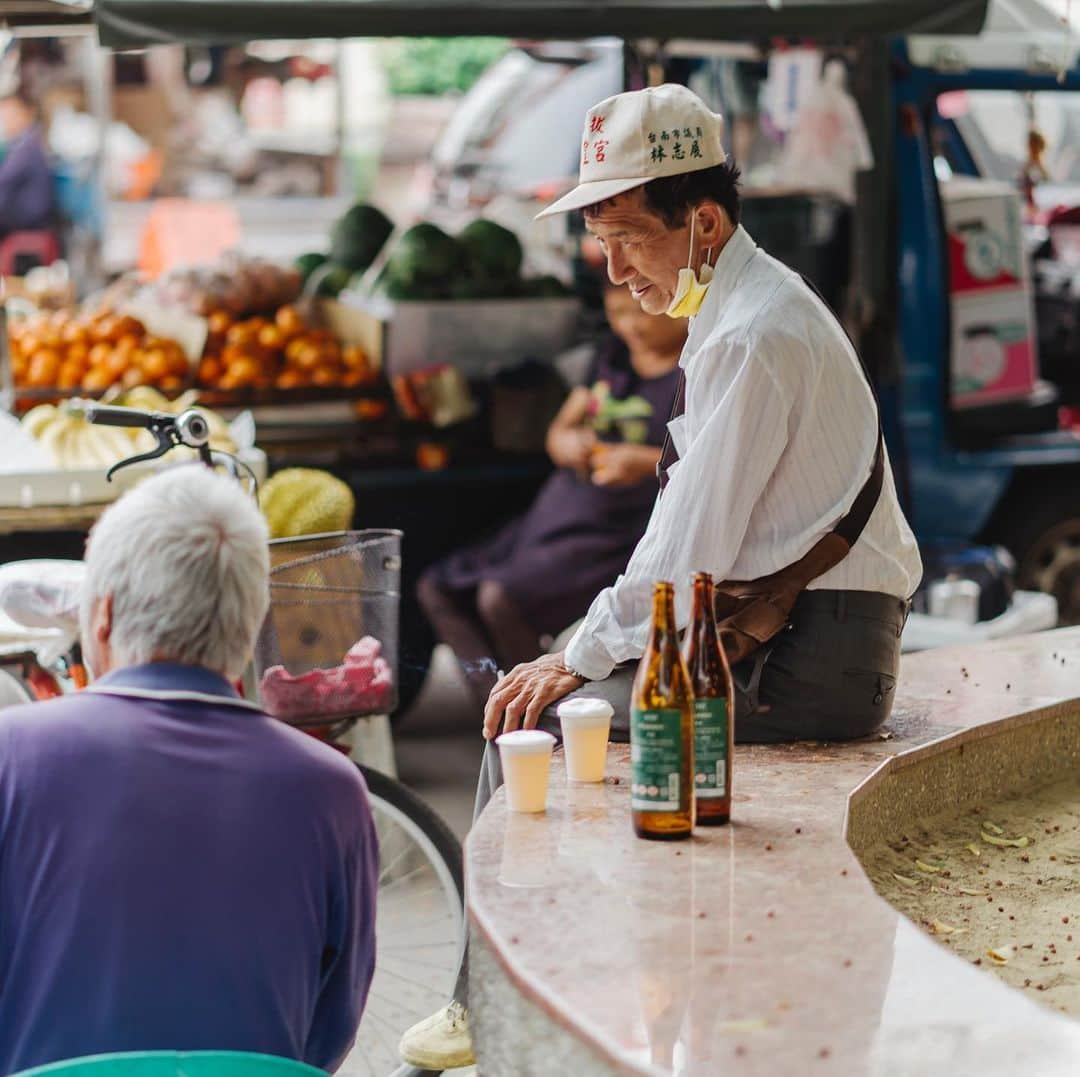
[{"xmin": 994, "ymin": 490, "xmax": 1080, "ymax": 625}]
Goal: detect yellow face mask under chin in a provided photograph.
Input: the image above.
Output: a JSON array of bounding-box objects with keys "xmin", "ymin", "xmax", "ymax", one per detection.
[{"xmin": 666, "ymin": 214, "xmax": 715, "ymax": 319}]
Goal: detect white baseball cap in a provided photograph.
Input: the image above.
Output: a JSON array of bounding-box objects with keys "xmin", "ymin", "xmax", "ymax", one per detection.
[{"xmin": 536, "ymin": 83, "xmax": 727, "ymax": 219}]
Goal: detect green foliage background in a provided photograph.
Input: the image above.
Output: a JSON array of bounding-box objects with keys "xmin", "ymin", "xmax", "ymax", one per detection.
[{"xmin": 380, "ymin": 37, "xmax": 508, "ymax": 96}]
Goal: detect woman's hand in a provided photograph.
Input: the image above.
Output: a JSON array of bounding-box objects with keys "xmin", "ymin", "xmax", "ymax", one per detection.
[
  {"xmin": 548, "ymin": 427, "xmax": 598, "ymax": 473},
  {"xmin": 590, "ymin": 444, "xmax": 661, "ymax": 487},
  {"xmin": 546, "ymin": 386, "xmax": 595, "ymax": 473},
  {"xmin": 483, "ymin": 652, "xmax": 585, "ymax": 740}
]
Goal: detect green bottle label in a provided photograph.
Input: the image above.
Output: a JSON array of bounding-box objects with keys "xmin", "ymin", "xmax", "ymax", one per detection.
[
  {"xmin": 630, "ymin": 707, "xmax": 685, "ymax": 812},
  {"xmin": 693, "ymin": 697, "xmax": 728, "ymax": 798}
]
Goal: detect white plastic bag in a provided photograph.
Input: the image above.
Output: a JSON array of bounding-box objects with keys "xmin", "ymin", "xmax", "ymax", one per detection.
[{"xmin": 779, "ymin": 60, "xmax": 874, "ymax": 204}]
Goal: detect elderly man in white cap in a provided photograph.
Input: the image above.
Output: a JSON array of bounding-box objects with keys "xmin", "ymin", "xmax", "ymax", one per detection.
[{"xmin": 399, "ymin": 82, "xmax": 921, "ymax": 1071}]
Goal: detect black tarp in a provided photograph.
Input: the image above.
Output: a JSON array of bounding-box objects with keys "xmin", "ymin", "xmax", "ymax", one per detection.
[{"xmin": 96, "ymin": 0, "xmax": 989, "ymax": 50}]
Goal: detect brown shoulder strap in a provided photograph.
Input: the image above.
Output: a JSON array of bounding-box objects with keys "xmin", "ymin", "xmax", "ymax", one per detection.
[{"xmin": 656, "ymin": 368, "xmax": 685, "ymax": 492}]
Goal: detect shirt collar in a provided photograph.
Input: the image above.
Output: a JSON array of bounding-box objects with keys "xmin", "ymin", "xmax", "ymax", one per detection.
[
  {"xmin": 682, "ymin": 224, "xmax": 758, "ymax": 365},
  {"xmin": 86, "ymin": 663, "xmax": 262, "ymax": 711}
]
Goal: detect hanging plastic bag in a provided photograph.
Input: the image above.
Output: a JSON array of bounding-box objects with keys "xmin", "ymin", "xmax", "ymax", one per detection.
[{"xmin": 779, "ymin": 59, "xmax": 874, "ymax": 204}]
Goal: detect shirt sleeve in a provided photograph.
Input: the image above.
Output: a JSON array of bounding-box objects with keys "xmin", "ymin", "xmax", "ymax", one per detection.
[
  {"xmin": 564, "ymin": 336, "xmax": 793, "ymax": 681},
  {"xmin": 304, "ymin": 775, "xmax": 380, "ymax": 1072}
]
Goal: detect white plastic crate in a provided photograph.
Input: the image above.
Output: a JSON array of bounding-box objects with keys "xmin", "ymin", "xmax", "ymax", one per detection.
[{"xmin": 332, "ymin": 293, "xmax": 582, "ymax": 379}]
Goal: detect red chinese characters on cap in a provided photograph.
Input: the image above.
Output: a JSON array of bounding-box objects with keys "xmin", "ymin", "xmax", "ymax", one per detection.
[{"xmin": 582, "ymin": 115, "xmax": 609, "ymax": 167}]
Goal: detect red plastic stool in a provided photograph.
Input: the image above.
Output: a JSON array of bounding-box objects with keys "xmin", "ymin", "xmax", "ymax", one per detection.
[{"xmin": 0, "ymin": 230, "xmax": 60, "ymax": 276}]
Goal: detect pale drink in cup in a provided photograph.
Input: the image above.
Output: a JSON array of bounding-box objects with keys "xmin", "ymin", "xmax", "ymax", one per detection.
[
  {"xmin": 497, "ymin": 729, "xmax": 556, "ymax": 812},
  {"xmin": 557, "ymin": 698, "xmax": 613, "ymax": 783}
]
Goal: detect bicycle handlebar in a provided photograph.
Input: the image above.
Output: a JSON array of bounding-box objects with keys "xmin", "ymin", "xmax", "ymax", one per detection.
[{"xmin": 78, "ymin": 402, "xmax": 162, "ymax": 429}]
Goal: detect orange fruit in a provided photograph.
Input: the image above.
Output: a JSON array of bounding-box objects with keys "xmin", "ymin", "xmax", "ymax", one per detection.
[
  {"xmin": 113, "ymin": 315, "xmax": 144, "ymax": 339},
  {"xmin": 274, "ymin": 369, "xmax": 306, "ymax": 390},
  {"xmin": 197, "ymin": 358, "xmax": 222, "ymax": 384},
  {"xmin": 27, "ymin": 349, "xmax": 61, "ymax": 388},
  {"xmin": 311, "ymin": 364, "xmax": 339, "ymax": 387},
  {"xmin": 293, "ymin": 343, "xmax": 322, "ymax": 371},
  {"xmin": 258, "ymin": 324, "xmax": 284, "ymax": 352},
  {"xmin": 165, "ymin": 344, "xmax": 189, "ymax": 377},
  {"xmin": 275, "ymin": 305, "xmax": 304, "ymax": 338},
  {"xmin": 226, "ymin": 357, "xmax": 260, "ymax": 387},
  {"xmin": 141, "ymin": 349, "xmax": 170, "ymax": 381},
  {"xmin": 207, "ymin": 310, "xmax": 232, "ymax": 336},
  {"xmin": 342, "ymin": 345, "xmax": 369, "ymax": 371},
  {"xmin": 57, "ymin": 360, "xmax": 84, "ymax": 390},
  {"xmin": 105, "ymin": 351, "xmax": 130, "ymax": 379},
  {"xmin": 81, "ymin": 367, "xmax": 114, "ymax": 392}
]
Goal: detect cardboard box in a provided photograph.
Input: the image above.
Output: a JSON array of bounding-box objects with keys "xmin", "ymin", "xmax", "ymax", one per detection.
[
  {"xmin": 951, "ymin": 290, "xmax": 1038, "ymax": 409},
  {"xmin": 332, "ymin": 293, "xmax": 582, "ymax": 379},
  {"xmin": 941, "ymin": 177, "xmax": 1028, "ymax": 297}
]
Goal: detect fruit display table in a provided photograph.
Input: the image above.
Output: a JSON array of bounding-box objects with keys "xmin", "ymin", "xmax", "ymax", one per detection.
[{"xmin": 466, "ymin": 630, "xmax": 1080, "ymax": 1076}]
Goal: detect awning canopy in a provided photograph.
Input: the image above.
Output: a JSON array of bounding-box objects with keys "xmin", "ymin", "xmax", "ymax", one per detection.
[
  {"xmin": 95, "ymin": 0, "xmax": 990, "ymax": 51},
  {"xmin": 0, "ymin": 0, "xmax": 93, "ymax": 32}
]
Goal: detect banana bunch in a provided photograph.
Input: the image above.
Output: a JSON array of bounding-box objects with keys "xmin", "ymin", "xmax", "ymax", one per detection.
[
  {"xmin": 21, "ymin": 388, "xmax": 237, "ymax": 472},
  {"xmin": 21, "ymin": 404, "xmax": 152, "ymax": 471}
]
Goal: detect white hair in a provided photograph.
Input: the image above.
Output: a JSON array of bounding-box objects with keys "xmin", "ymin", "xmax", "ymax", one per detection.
[{"xmin": 82, "ymin": 466, "xmax": 270, "ymax": 680}]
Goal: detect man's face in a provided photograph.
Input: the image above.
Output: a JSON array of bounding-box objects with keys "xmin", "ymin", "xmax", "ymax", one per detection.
[{"xmin": 585, "ymin": 187, "xmax": 693, "ymax": 316}]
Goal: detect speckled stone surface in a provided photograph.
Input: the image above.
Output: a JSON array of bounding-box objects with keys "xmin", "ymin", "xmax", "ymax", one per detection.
[{"xmin": 466, "ymin": 628, "xmax": 1080, "ymax": 1076}]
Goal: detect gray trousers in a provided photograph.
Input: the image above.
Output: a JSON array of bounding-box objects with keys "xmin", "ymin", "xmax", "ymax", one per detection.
[{"xmin": 455, "ymin": 588, "xmax": 908, "ymax": 1003}]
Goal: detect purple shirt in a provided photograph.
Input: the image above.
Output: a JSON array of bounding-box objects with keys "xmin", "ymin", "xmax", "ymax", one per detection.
[{"xmin": 0, "ymin": 663, "xmax": 378, "ymax": 1076}]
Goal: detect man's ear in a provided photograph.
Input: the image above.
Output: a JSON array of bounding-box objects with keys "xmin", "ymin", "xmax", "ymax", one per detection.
[
  {"xmin": 94, "ymin": 594, "xmax": 113, "ymax": 647},
  {"xmin": 695, "ymin": 200, "xmax": 728, "ymax": 250}
]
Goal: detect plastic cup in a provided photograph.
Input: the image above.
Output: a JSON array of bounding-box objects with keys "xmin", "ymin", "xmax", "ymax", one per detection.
[
  {"xmin": 497, "ymin": 729, "xmax": 556, "ymax": 813},
  {"xmin": 557, "ymin": 697, "xmax": 613, "ymax": 783}
]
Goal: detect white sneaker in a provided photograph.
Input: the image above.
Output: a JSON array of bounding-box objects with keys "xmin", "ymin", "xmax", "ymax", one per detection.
[{"xmin": 398, "ymin": 1000, "xmax": 476, "ymax": 1070}]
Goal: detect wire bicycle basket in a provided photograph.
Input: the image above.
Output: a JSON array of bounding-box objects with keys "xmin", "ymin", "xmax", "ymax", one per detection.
[{"xmin": 254, "ymin": 530, "xmax": 401, "ymax": 727}]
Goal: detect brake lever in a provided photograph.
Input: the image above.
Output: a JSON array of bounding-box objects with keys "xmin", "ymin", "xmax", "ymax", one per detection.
[{"xmin": 105, "ymin": 432, "xmax": 174, "ymax": 482}]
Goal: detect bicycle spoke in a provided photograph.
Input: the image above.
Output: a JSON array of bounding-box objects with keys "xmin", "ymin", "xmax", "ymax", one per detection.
[
  {"xmin": 379, "ymin": 940, "xmax": 464, "ymax": 954},
  {"xmin": 375, "ymin": 963, "xmax": 455, "ymax": 980},
  {"xmin": 377, "ymin": 866, "xmax": 439, "ymax": 896},
  {"xmin": 377, "ymin": 841, "xmax": 419, "ymax": 882},
  {"xmin": 373, "ymin": 962, "xmax": 453, "ymax": 993}
]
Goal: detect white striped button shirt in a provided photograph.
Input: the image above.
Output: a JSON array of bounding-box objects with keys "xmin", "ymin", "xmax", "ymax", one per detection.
[{"xmin": 564, "ymin": 224, "xmax": 923, "ymax": 682}]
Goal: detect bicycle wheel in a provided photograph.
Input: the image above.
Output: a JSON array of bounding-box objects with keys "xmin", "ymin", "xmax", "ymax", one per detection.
[{"xmin": 345, "ymin": 764, "xmax": 464, "ymax": 1077}]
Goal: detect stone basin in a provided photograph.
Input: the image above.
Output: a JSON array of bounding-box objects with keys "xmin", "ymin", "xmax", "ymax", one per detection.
[{"xmin": 466, "ymin": 629, "xmax": 1080, "ymax": 1076}]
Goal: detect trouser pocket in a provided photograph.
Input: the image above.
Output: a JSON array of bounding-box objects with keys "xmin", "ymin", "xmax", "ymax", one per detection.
[{"xmin": 834, "ymin": 667, "xmax": 898, "ymax": 738}]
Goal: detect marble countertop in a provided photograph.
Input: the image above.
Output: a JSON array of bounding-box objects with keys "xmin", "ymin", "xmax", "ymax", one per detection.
[{"xmin": 465, "ymin": 629, "xmax": 1080, "ymax": 1076}]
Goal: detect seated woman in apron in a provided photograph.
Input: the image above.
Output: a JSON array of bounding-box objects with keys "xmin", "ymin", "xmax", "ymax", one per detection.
[{"xmin": 417, "ymin": 279, "xmax": 686, "ymax": 704}]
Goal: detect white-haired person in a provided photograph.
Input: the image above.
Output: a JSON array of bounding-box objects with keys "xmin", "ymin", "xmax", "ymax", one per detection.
[{"xmin": 0, "ymin": 467, "xmax": 378, "ymax": 1075}]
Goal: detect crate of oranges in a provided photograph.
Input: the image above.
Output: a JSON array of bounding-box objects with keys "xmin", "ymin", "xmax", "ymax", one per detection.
[
  {"xmin": 195, "ymin": 303, "xmax": 378, "ymax": 401},
  {"xmin": 7, "ymin": 309, "xmax": 190, "ymax": 401}
]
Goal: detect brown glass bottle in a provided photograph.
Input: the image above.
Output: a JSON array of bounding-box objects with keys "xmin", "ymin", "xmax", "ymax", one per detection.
[
  {"xmin": 683, "ymin": 572, "xmax": 734, "ymax": 825},
  {"xmin": 630, "ymin": 580, "xmax": 694, "ymax": 841}
]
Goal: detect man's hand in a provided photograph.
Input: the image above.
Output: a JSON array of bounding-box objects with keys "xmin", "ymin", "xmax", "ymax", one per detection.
[
  {"xmin": 483, "ymin": 651, "xmax": 585, "ymax": 740},
  {"xmin": 590, "ymin": 443, "xmax": 661, "ymax": 487}
]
